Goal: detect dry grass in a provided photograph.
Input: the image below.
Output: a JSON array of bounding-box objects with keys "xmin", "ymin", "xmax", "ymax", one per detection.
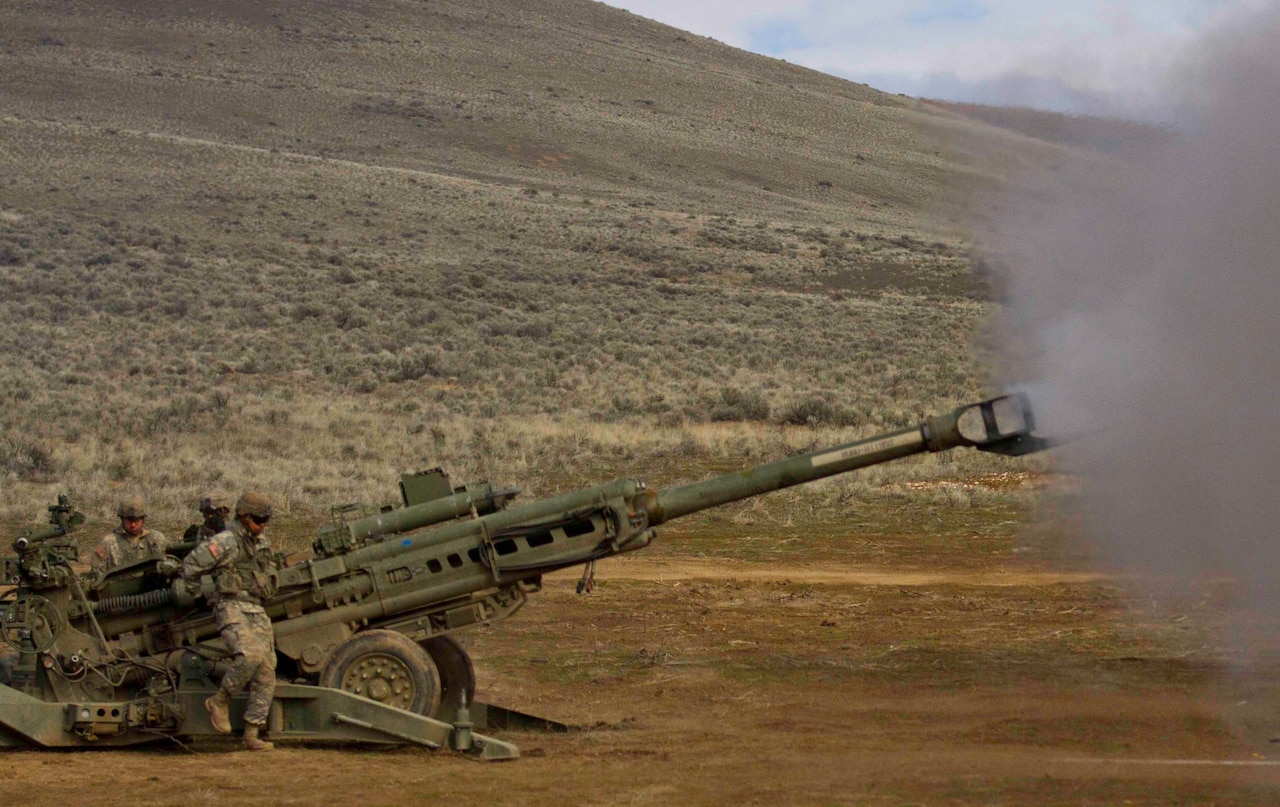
[
  {"xmin": 4, "ymin": 387, "xmax": 1037, "ymax": 529},
  {"xmin": 0, "ymin": 0, "xmax": 1077, "ymax": 528}
]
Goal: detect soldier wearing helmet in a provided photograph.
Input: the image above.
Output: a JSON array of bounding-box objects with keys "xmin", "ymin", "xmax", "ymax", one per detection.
[
  {"xmin": 90, "ymin": 496, "xmax": 173, "ymax": 575},
  {"xmin": 181, "ymin": 491, "xmax": 279, "ymax": 752},
  {"xmin": 182, "ymin": 489, "xmax": 232, "ymax": 544}
]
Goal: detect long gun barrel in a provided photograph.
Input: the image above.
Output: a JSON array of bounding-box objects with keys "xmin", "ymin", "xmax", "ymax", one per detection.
[
  {"xmin": 645, "ymin": 393, "xmax": 1043, "ymax": 524},
  {"xmin": 0, "ymin": 393, "xmax": 1049, "ymax": 753},
  {"xmin": 81, "ymin": 394, "xmax": 1047, "ymax": 681}
]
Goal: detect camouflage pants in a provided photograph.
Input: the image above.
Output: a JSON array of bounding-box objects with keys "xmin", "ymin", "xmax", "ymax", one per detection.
[{"xmin": 213, "ymin": 601, "xmax": 277, "ymax": 726}]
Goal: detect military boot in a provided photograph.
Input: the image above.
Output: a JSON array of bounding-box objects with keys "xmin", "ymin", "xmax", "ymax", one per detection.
[
  {"xmin": 204, "ymin": 689, "xmax": 232, "ymax": 735},
  {"xmin": 243, "ymin": 722, "xmax": 274, "ymax": 752}
]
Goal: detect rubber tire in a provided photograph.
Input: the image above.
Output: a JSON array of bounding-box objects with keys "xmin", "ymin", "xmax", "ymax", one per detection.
[
  {"xmin": 420, "ymin": 636, "xmax": 477, "ymax": 719},
  {"xmin": 318, "ymin": 630, "xmax": 441, "ymax": 716}
]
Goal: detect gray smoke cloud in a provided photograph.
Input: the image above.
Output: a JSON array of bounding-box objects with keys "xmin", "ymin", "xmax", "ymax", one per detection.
[{"xmin": 984, "ymin": 4, "xmax": 1280, "ymax": 614}]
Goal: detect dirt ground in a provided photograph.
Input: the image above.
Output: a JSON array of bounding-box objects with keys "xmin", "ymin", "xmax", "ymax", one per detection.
[{"xmin": 4, "ymin": 516, "xmax": 1280, "ymax": 806}]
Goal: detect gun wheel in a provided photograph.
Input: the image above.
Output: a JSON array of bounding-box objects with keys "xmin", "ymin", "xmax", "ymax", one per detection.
[
  {"xmin": 421, "ymin": 635, "xmax": 477, "ymax": 718},
  {"xmin": 318, "ymin": 630, "xmax": 441, "ymax": 715}
]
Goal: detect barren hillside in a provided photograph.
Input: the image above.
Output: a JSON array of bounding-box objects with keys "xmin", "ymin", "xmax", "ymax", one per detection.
[
  {"xmin": 926, "ymin": 99, "xmax": 1172, "ymax": 156},
  {"xmin": 0, "ymin": 0, "xmax": 1079, "ymax": 520}
]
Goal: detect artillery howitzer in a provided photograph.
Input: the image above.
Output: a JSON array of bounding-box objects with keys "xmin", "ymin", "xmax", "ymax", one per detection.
[{"xmin": 0, "ymin": 394, "xmax": 1046, "ymax": 757}]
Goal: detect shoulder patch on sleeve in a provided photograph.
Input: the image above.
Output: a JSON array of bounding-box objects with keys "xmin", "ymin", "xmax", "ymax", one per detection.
[
  {"xmin": 96, "ymin": 546, "xmax": 107, "ymax": 558},
  {"xmin": 208, "ymin": 541, "xmax": 223, "ymax": 558}
]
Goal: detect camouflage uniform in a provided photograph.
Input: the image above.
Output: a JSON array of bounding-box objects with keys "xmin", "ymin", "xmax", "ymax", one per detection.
[
  {"xmin": 91, "ymin": 498, "xmax": 172, "ymax": 576},
  {"xmin": 181, "ymin": 517, "xmax": 278, "ymax": 727},
  {"xmin": 182, "ymin": 522, "xmax": 220, "ymax": 544},
  {"xmin": 182, "ymin": 490, "xmax": 231, "ymax": 544}
]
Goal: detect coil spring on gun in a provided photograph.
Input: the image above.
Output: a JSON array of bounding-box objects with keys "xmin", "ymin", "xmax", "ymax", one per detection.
[{"xmin": 93, "ymin": 588, "xmax": 174, "ymax": 614}]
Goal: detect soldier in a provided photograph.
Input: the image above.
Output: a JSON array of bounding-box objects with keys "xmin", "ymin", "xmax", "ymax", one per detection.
[
  {"xmin": 90, "ymin": 496, "xmax": 172, "ymax": 576},
  {"xmin": 182, "ymin": 490, "xmax": 231, "ymax": 544},
  {"xmin": 181, "ymin": 491, "xmax": 279, "ymax": 752}
]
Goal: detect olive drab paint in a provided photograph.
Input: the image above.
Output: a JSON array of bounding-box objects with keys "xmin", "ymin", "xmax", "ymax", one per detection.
[{"xmin": 0, "ymin": 395, "xmax": 1046, "ymax": 756}]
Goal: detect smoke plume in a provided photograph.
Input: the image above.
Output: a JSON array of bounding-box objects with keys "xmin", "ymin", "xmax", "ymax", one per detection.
[{"xmin": 985, "ymin": 4, "xmax": 1280, "ymax": 615}]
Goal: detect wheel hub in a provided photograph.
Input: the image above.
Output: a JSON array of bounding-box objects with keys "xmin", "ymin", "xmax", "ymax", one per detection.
[{"xmin": 340, "ymin": 653, "xmax": 415, "ymax": 709}]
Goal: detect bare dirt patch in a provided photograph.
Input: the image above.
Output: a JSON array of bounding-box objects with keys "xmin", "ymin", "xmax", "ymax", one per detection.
[{"xmin": 4, "ymin": 549, "xmax": 1279, "ymax": 806}]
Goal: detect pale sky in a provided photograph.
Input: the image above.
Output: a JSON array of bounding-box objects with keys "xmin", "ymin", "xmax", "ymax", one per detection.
[{"xmin": 600, "ymin": 1, "xmax": 1271, "ymax": 118}]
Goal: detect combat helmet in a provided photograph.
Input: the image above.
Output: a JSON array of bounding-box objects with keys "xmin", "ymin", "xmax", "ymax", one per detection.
[
  {"xmin": 198, "ymin": 489, "xmax": 232, "ymax": 513},
  {"xmin": 235, "ymin": 491, "xmax": 272, "ymax": 520},
  {"xmin": 116, "ymin": 496, "xmax": 146, "ymax": 520}
]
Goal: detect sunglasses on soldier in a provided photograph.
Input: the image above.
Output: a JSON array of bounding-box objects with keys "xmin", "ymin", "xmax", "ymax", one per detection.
[{"xmin": 248, "ymin": 514, "xmax": 270, "ymax": 525}]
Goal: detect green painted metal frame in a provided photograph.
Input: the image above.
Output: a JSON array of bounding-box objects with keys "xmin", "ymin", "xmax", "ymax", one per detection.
[{"xmin": 0, "ymin": 681, "xmax": 518, "ymax": 759}]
